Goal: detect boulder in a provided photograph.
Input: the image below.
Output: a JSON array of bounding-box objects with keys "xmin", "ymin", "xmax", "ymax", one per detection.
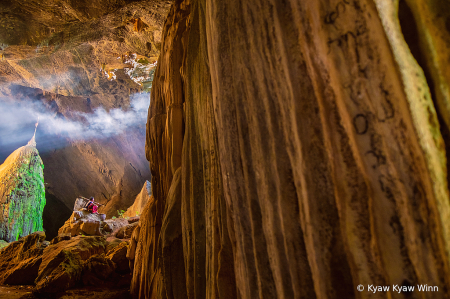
[
  {"xmin": 123, "ymin": 181, "xmax": 151, "ymax": 218},
  {"xmin": 127, "ymin": 216, "xmax": 140, "ymax": 224},
  {"xmin": 50, "ymin": 233, "xmax": 71, "ymax": 245},
  {"xmin": 73, "ymin": 197, "xmax": 87, "ymax": 211},
  {"xmin": 0, "ymin": 231, "xmax": 47, "ymax": 285},
  {"xmin": 34, "ymin": 249, "xmax": 83, "ymax": 293},
  {"xmin": 81, "ymin": 254, "xmax": 116, "ymax": 287},
  {"xmin": 34, "ymin": 235, "xmax": 107, "ymax": 293},
  {"xmin": 58, "ymin": 210, "xmax": 104, "ymax": 237},
  {"xmin": 106, "ymin": 241, "xmax": 129, "ymax": 274},
  {"xmin": 80, "ymin": 220, "xmax": 102, "ymax": 236},
  {"xmin": 115, "ymin": 222, "xmax": 139, "ymax": 239},
  {"xmin": 105, "ymin": 237, "xmax": 123, "ymax": 254},
  {"xmin": 102, "ymin": 218, "xmax": 129, "ymax": 234},
  {"xmin": 0, "ymin": 137, "xmax": 45, "ymax": 242}
]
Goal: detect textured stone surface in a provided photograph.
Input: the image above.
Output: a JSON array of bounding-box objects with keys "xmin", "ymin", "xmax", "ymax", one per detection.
[
  {"xmin": 58, "ymin": 210, "xmax": 105, "ymax": 236},
  {"xmin": 103, "ymin": 218, "xmax": 129, "ymax": 234},
  {"xmin": 130, "ymin": 195, "xmax": 157, "ymax": 298},
  {"xmin": 0, "ymin": 137, "xmax": 45, "ymax": 242},
  {"xmin": 0, "ymin": 231, "xmax": 133, "ymax": 294},
  {"xmin": 126, "ymin": 222, "xmax": 140, "ymax": 272},
  {"xmin": 35, "ymin": 235, "xmax": 107, "ymax": 293},
  {"xmin": 136, "ymin": 0, "xmax": 450, "ymax": 298},
  {"xmin": 123, "ymin": 181, "xmax": 151, "ymax": 218},
  {"xmin": 106, "ymin": 241, "xmax": 130, "ymax": 273},
  {"xmin": 82, "ymin": 254, "xmax": 116, "ymax": 286},
  {"xmin": 116, "ymin": 221, "xmax": 139, "ymax": 239},
  {"xmin": 0, "ymin": 231, "xmax": 46, "ymax": 285},
  {"xmin": 50, "ymin": 233, "xmax": 71, "ymax": 245},
  {"xmin": 0, "ymin": 0, "xmax": 169, "ymax": 236}
]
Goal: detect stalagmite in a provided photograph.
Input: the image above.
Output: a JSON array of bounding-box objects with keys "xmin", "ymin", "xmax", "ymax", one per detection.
[{"xmin": 0, "ymin": 121, "xmax": 45, "ymax": 242}]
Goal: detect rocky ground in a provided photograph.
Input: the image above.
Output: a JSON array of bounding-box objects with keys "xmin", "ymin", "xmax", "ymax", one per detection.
[
  {"xmin": 0, "ymin": 223, "xmax": 138, "ymax": 298},
  {"xmin": 0, "ymin": 285, "xmax": 131, "ymax": 299}
]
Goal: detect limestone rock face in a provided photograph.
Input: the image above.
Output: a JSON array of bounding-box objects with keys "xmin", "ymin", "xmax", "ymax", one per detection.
[
  {"xmin": 106, "ymin": 241, "xmax": 130, "ymax": 273},
  {"xmin": 103, "ymin": 218, "xmax": 129, "ymax": 234},
  {"xmin": 0, "ymin": 231, "xmax": 47, "ymax": 285},
  {"xmin": 0, "ymin": 232, "xmax": 131, "ymax": 294},
  {"xmin": 35, "ymin": 235, "xmax": 107, "ymax": 293},
  {"xmin": 137, "ymin": 0, "xmax": 450, "ymax": 298},
  {"xmin": 0, "ymin": 138, "xmax": 45, "ymax": 242},
  {"xmin": 81, "ymin": 254, "xmax": 116, "ymax": 286},
  {"xmin": 58, "ymin": 210, "xmax": 104, "ymax": 237},
  {"xmin": 116, "ymin": 221, "xmax": 139, "ymax": 239},
  {"xmin": 123, "ymin": 181, "xmax": 151, "ymax": 218},
  {"xmin": 0, "ymin": 0, "xmax": 170, "ymax": 237}
]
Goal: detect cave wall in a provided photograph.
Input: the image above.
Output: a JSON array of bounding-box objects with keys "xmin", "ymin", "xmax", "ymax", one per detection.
[
  {"xmin": 0, "ymin": 0, "xmax": 172, "ymax": 230},
  {"xmin": 136, "ymin": 0, "xmax": 450, "ymax": 298}
]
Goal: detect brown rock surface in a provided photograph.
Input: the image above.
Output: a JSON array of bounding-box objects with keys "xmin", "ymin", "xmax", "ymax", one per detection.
[
  {"xmin": 123, "ymin": 181, "xmax": 151, "ymax": 218},
  {"xmin": 105, "ymin": 237, "xmax": 124, "ymax": 253},
  {"xmin": 127, "ymin": 216, "xmax": 140, "ymax": 224},
  {"xmin": 126, "ymin": 222, "xmax": 140, "ymax": 272},
  {"xmin": 130, "ymin": 195, "xmax": 158, "ymax": 297},
  {"xmin": 135, "ymin": 0, "xmax": 450, "ymax": 298},
  {"xmin": 103, "ymin": 218, "xmax": 129, "ymax": 234},
  {"xmin": 35, "ymin": 235, "xmax": 107, "ymax": 293},
  {"xmin": 0, "ymin": 0, "xmax": 171, "ymax": 238},
  {"xmin": 58, "ymin": 210, "xmax": 105, "ymax": 236},
  {"xmin": 106, "ymin": 241, "xmax": 130, "ymax": 273},
  {"xmin": 116, "ymin": 221, "xmax": 139, "ymax": 239},
  {"xmin": 0, "ymin": 232, "xmax": 133, "ymax": 295},
  {"xmin": 82, "ymin": 254, "xmax": 116, "ymax": 287},
  {"xmin": 0, "ymin": 232, "xmax": 46, "ymax": 285}
]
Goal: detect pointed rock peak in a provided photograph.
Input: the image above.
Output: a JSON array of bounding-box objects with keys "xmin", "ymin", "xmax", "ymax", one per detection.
[{"xmin": 27, "ymin": 119, "xmax": 39, "ymax": 147}]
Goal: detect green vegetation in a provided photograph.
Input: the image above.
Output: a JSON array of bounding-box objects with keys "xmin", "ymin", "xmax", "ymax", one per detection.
[
  {"xmin": 136, "ymin": 57, "xmax": 149, "ymax": 64},
  {"xmin": 1, "ymin": 147, "xmax": 46, "ymax": 242},
  {"xmin": 117, "ymin": 209, "xmax": 125, "ymax": 218}
]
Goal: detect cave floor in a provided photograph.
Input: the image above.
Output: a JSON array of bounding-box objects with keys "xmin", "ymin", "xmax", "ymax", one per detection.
[{"xmin": 0, "ymin": 285, "xmax": 131, "ymax": 299}]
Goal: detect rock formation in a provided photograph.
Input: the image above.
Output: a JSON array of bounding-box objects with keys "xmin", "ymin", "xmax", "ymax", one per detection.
[
  {"xmin": 134, "ymin": 0, "xmax": 450, "ymax": 298},
  {"xmin": 0, "ymin": 231, "xmax": 131, "ymax": 294},
  {"xmin": 123, "ymin": 180, "xmax": 151, "ymax": 218},
  {"xmin": 59, "ymin": 208, "xmax": 138, "ymax": 238},
  {"xmin": 0, "ymin": 0, "xmax": 169, "ymax": 237},
  {"xmin": 0, "ymin": 135, "xmax": 45, "ymax": 242}
]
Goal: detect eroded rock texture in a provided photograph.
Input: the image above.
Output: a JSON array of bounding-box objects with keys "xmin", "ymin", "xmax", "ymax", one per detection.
[
  {"xmin": 0, "ymin": 0, "xmax": 171, "ymax": 237},
  {"xmin": 0, "ymin": 137, "xmax": 45, "ymax": 242},
  {"xmin": 135, "ymin": 0, "xmax": 450, "ymax": 298},
  {"xmin": 123, "ymin": 180, "xmax": 152, "ymax": 218},
  {"xmin": 0, "ymin": 231, "xmax": 131, "ymax": 294}
]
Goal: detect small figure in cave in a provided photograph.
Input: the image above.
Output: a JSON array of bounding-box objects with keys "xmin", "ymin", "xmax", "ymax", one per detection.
[
  {"xmin": 0, "ymin": 53, "xmax": 4, "ymax": 61},
  {"xmin": 101, "ymin": 63, "xmax": 106, "ymax": 73},
  {"xmin": 85, "ymin": 197, "xmax": 99, "ymax": 214}
]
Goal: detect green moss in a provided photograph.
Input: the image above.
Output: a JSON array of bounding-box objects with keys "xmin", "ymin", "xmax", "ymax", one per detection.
[
  {"xmin": 1, "ymin": 147, "xmax": 46, "ymax": 241},
  {"xmin": 137, "ymin": 58, "xmax": 149, "ymax": 64}
]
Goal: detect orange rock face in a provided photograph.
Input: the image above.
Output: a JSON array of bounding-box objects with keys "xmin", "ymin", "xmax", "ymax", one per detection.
[{"xmin": 135, "ymin": 0, "xmax": 450, "ymax": 298}]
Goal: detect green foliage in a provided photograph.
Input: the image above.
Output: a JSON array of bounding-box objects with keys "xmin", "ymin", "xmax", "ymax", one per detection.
[
  {"xmin": 117, "ymin": 209, "xmax": 125, "ymax": 218},
  {"xmin": 137, "ymin": 58, "xmax": 149, "ymax": 64},
  {"xmin": 2, "ymin": 147, "xmax": 46, "ymax": 242},
  {"xmin": 112, "ymin": 216, "xmax": 116, "ymax": 219}
]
